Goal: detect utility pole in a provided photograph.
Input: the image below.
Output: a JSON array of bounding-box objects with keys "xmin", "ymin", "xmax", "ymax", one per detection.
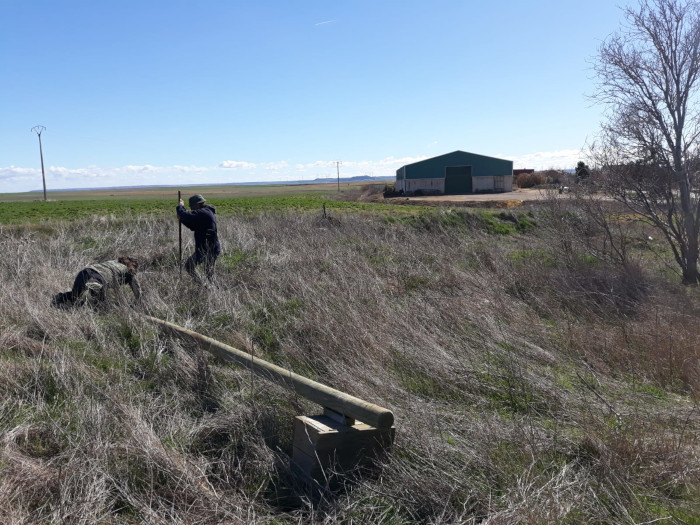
[
  {"xmin": 335, "ymin": 160, "xmax": 342, "ymax": 192},
  {"xmin": 31, "ymin": 126, "xmax": 47, "ymax": 201}
]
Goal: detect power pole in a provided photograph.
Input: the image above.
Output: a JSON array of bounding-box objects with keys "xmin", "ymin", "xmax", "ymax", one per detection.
[
  {"xmin": 335, "ymin": 160, "xmax": 342, "ymax": 192},
  {"xmin": 31, "ymin": 126, "xmax": 47, "ymax": 201}
]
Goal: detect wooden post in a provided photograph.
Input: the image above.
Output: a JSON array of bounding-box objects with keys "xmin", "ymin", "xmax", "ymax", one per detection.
[
  {"xmin": 144, "ymin": 315, "xmax": 396, "ymax": 491},
  {"xmin": 177, "ymin": 190, "xmax": 182, "ymax": 276},
  {"xmin": 143, "ymin": 316, "xmax": 394, "ymax": 429},
  {"xmin": 31, "ymin": 126, "xmax": 47, "ymax": 201}
]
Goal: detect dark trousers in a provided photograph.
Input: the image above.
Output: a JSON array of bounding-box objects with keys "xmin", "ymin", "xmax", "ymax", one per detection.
[
  {"xmin": 71, "ymin": 269, "xmax": 106, "ymax": 303},
  {"xmin": 184, "ymin": 249, "xmax": 219, "ymax": 283}
]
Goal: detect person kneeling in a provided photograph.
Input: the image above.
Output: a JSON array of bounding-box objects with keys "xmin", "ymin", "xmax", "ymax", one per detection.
[{"xmin": 52, "ymin": 256, "xmax": 141, "ymax": 308}]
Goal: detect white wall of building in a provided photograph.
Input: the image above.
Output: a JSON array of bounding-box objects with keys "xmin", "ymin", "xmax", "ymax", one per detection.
[
  {"xmin": 396, "ymin": 174, "xmax": 513, "ymax": 194},
  {"xmin": 472, "ymin": 175, "xmax": 514, "ymax": 193},
  {"xmin": 400, "ymin": 178, "xmax": 445, "ymax": 193},
  {"xmin": 471, "ymin": 176, "xmax": 493, "ymax": 192}
]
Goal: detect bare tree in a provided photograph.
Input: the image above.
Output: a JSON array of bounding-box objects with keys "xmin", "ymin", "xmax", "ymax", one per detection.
[{"xmin": 592, "ymin": 0, "xmax": 700, "ymax": 285}]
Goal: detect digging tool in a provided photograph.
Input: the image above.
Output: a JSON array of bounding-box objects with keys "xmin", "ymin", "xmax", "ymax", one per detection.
[{"xmin": 178, "ymin": 190, "xmax": 182, "ymax": 276}]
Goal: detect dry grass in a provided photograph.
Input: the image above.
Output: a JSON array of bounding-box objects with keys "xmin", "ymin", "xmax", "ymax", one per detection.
[{"xmin": 0, "ymin": 205, "xmax": 698, "ymax": 523}]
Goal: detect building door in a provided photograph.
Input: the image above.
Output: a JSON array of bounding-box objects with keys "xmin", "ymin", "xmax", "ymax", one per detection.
[
  {"xmin": 494, "ymin": 176, "xmax": 504, "ymax": 192},
  {"xmin": 445, "ymin": 166, "xmax": 472, "ymax": 194}
]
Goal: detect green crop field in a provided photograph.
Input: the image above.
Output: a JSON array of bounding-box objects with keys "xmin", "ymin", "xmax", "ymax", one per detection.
[
  {"xmin": 0, "ymin": 181, "xmax": 368, "ymax": 202},
  {"xmin": 0, "ymin": 182, "xmax": 412, "ymax": 224}
]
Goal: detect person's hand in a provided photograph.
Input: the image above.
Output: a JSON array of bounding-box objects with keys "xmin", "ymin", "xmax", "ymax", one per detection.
[{"xmin": 179, "ymin": 199, "xmax": 184, "ymax": 206}]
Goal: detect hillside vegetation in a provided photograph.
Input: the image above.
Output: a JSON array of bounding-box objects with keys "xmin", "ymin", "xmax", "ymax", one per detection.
[{"xmin": 0, "ymin": 195, "xmax": 698, "ymax": 523}]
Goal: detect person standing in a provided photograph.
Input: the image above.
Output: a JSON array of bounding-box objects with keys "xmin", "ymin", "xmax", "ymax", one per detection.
[
  {"xmin": 176, "ymin": 194, "xmax": 221, "ymax": 284},
  {"xmin": 53, "ymin": 256, "xmax": 141, "ymax": 307}
]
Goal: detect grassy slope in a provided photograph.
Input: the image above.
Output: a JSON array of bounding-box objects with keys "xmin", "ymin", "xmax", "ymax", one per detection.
[{"xmin": 0, "ymin": 190, "xmax": 698, "ymax": 523}]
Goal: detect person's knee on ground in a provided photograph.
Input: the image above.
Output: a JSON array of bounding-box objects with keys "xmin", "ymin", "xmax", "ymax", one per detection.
[{"xmin": 74, "ymin": 280, "xmax": 105, "ymax": 307}]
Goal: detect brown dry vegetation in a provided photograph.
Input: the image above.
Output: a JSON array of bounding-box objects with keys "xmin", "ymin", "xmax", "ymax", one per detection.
[
  {"xmin": 515, "ymin": 172, "xmax": 547, "ymax": 188},
  {"xmin": 0, "ymin": 199, "xmax": 698, "ymax": 523}
]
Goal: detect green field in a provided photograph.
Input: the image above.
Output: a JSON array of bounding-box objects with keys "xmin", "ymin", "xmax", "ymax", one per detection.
[
  {"xmin": 0, "ymin": 181, "xmax": 369, "ymax": 202},
  {"xmin": 0, "ymin": 182, "xmax": 410, "ymax": 224}
]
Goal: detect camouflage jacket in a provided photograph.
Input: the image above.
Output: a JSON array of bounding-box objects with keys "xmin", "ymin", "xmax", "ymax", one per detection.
[{"xmin": 85, "ymin": 260, "xmax": 141, "ymax": 300}]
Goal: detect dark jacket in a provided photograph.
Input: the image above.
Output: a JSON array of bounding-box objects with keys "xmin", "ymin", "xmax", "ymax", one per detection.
[{"xmin": 176, "ymin": 204, "xmax": 221, "ymax": 254}]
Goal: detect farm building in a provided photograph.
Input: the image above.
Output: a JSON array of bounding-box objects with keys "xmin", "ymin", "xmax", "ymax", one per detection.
[{"xmin": 395, "ymin": 151, "xmax": 514, "ymax": 195}]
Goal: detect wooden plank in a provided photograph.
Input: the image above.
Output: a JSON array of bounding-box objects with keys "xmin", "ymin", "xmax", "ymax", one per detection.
[
  {"xmin": 293, "ymin": 416, "xmax": 394, "ymax": 453},
  {"xmin": 292, "ymin": 416, "xmax": 395, "ymax": 475},
  {"xmin": 145, "ymin": 316, "xmax": 395, "ymax": 429}
]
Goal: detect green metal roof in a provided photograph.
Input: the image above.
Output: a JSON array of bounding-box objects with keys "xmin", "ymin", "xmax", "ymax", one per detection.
[{"xmin": 398, "ymin": 150, "xmax": 513, "ymax": 179}]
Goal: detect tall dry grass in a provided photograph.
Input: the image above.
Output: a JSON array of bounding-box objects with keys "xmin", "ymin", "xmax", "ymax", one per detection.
[{"xmin": 0, "ymin": 205, "xmax": 698, "ymax": 523}]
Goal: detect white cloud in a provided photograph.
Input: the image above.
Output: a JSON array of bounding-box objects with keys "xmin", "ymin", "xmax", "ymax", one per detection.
[
  {"xmin": 314, "ymin": 20, "xmax": 336, "ymax": 26},
  {"xmin": 262, "ymin": 161, "xmax": 290, "ymax": 172},
  {"xmin": 507, "ymin": 149, "xmax": 583, "ymax": 170},
  {"xmin": 307, "ymin": 160, "xmax": 337, "ymax": 169},
  {"xmin": 0, "ymin": 150, "xmax": 586, "ymax": 193},
  {"xmin": 172, "ymin": 165, "xmax": 207, "ymax": 172},
  {"xmin": 0, "ymin": 167, "xmax": 40, "ymax": 191},
  {"xmin": 218, "ymin": 160, "xmax": 257, "ymax": 169},
  {"xmin": 48, "ymin": 166, "xmax": 111, "ymax": 179}
]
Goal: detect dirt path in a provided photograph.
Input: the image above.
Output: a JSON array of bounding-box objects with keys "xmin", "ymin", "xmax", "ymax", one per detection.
[{"xmin": 384, "ymin": 188, "xmax": 552, "ymax": 207}]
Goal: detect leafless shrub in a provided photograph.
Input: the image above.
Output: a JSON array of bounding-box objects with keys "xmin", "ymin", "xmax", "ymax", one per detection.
[{"xmin": 515, "ymin": 172, "xmax": 546, "ymax": 188}]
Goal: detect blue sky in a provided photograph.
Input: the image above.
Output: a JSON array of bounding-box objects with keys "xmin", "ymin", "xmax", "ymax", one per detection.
[{"xmin": 1, "ymin": 0, "xmax": 630, "ymax": 193}]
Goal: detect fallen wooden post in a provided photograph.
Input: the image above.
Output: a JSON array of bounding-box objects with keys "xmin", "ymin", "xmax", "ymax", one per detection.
[{"xmin": 144, "ymin": 315, "xmax": 395, "ymax": 489}]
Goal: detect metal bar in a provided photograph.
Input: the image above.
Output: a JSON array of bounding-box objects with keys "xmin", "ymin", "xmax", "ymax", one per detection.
[{"xmin": 144, "ymin": 315, "xmax": 395, "ymax": 429}]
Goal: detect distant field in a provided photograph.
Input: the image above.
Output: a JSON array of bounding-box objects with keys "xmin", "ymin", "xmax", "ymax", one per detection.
[
  {"xmin": 0, "ymin": 181, "xmax": 419, "ymax": 224},
  {"xmin": 0, "ymin": 181, "xmax": 373, "ymax": 203}
]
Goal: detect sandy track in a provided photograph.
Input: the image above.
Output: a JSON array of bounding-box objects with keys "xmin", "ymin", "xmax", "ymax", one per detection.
[{"xmin": 384, "ymin": 188, "xmax": 553, "ymax": 207}]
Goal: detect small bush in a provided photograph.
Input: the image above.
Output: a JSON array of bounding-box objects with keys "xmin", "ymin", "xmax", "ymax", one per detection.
[{"xmin": 516, "ymin": 172, "xmax": 546, "ymax": 188}]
